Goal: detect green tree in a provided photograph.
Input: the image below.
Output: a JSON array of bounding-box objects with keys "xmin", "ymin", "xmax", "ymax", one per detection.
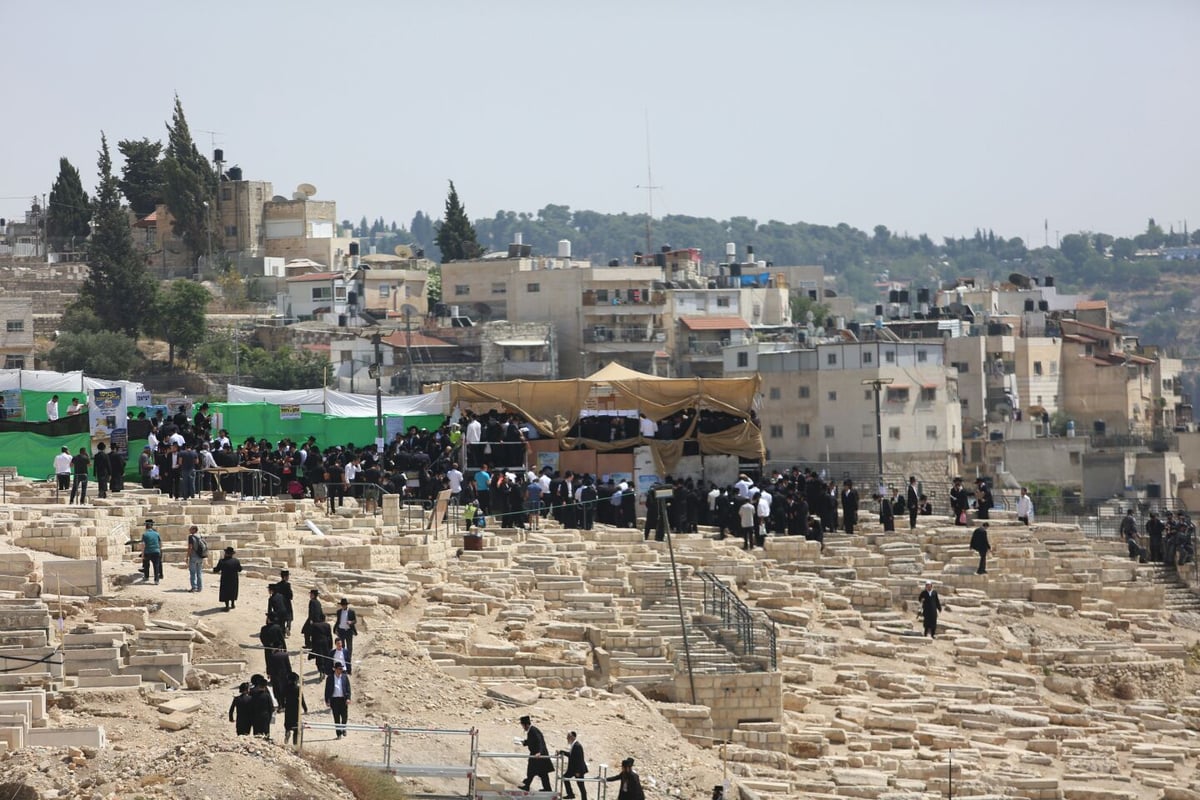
[
  {"xmin": 1059, "ymin": 233, "xmax": 1091, "ymax": 268},
  {"xmin": 242, "ymin": 346, "xmax": 327, "ymax": 390},
  {"xmin": 81, "ymin": 133, "xmax": 157, "ymax": 337},
  {"xmin": 117, "ymin": 138, "xmax": 164, "ymax": 216},
  {"xmin": 48, "ymin": 330, "xmax": 143, "ymax": 378},
  {"xmin": 1134, "ymin": 218, "xmax": 1165, "ymax": 250},
  {"xmin": 154, "ymin": 279, "xmax": 211, "ymax": 368},
  {"xmin": 790, "ymin": 293, "xmax": 829, "ymax": 328},
  {"xmin": 160, "ymin": 95, "xmax": 217, "ymax": 267},
  {"xmin": 46, "ymin": 157, "xmax": 91, "ymax": 251},
  {"xmin": 434, "ymin": 181, "xmax": 483, "ymax": 262},
  {"xmin": 1111, "ymin": 237, "xmax": 1136, "ymax": 260}
]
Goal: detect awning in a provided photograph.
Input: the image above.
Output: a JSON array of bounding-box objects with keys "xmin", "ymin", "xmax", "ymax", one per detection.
[
  {"xmin": 922, "ymin": 383, "xmax": 938, "ymax": 389},
  {"xmin": 679, "ymin": 315, "xmax": 751, "ymax": 331},
  {"xmin": 493, "ymin": 339, "xmax": 548, "ymax": 347},
  {"xmin": 886, "ymin": 384, "xmax": 911, "ymax": 390}
]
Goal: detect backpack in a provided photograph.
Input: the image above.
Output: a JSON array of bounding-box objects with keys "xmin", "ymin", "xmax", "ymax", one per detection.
[{"xmin": 191, "ymin": 534, "xmax": 208, "ymax": 558}]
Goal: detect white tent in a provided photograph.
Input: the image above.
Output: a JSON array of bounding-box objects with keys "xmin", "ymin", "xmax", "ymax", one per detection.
[
  {"xmin": 225, "ymin": 383, "xmax": 448, "ymax": 418},
  {"xmin": 0, "ymin": 369, "xmax": 145, "ymax": 395}
]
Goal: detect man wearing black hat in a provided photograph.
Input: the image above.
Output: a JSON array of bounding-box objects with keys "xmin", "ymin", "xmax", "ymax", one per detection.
[
  {"xmin": 334, "ymin": 598, "xmax": 357, "ymax": 673},
  {"xmin": 970, "ymin": 522, "xmax": 991, "ymax": 575},
  {"xmin": 606, "ymin": 757, "xmax": 645, "ymax": 800},
  {"xmin": 140, "ymin": 520, "xmax": 163, "ymax": 584},
  {"xmin": 975, "ymin": 478, "xmax": 993, "ymax": 520},
  {"xmin": 277, "ymin": 570, "xmax": 295, "ymax": 636},
  {"xmin": 907, "ymin": 477, "xmax": 920, "ymax": 530},
  {"xmin": 260, "ymin": 613, "xmax": 286, "ymax": 672},
  {"xmin": 248, "ymin": 674, "xmax": 275, "ymax": 739},
  {"xmin": 950, "ymin": 477, "xmax": 970, "ymax": 525},
  {"xmin": 518, "ymin": 715, "xmax": 553, "ymax": 792}
]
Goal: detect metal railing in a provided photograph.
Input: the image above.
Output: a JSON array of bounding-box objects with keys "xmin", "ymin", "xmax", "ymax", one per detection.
[{"xmin": 696, "ymin": 571, "xmax": 777, "ymax": 672}]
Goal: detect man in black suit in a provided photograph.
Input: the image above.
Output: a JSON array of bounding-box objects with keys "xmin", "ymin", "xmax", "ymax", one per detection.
[
  {"xmin": 605, "ymin": 757, "xmax": 645, "ymax": 800},
  {"xmin": 303, "ymin": 589, "xmax": 323, "ymax": 649},
  {"xmin": 557, "ymin": 730, "xmax": 589, "ymax": 800},
  {"xmin": 518, "ymin": 715, "xmax": 553, "ymax": 792},
  {"xmin": 324, "ymin": 662, "xmax": 351, "ymax": 738},
  {"xmin": 841, "ymin": 479, "xmax": 859, "ymax": 535},
  {"xmin": 907, "ymin": 477, "xmax": 920, "ymax": 530},
  {"xmin": 334, "ymin": 598, "xmax": 357, "ymax": 673},
  {"xmin": 259, "ymin": 613, "xmax": 286, "ymax": 672}
]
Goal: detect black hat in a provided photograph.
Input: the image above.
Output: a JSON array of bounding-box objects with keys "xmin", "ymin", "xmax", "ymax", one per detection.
[
  {"xmin": 237, "ymin": 682, "xmax": 249, "ymax": 693},
  {"xmin": 224, "ymin": 546, "xmax": 235, "ymax": 555},
  {"xmin": 280, "ymin": 570, "xmax": 290, "ymax": 576},
  {"xmin": 310, "ymin": 588, "xmax": 319, "ymax": 596},
  {"xmin": 519, "ymin": 715, "xmax": 531, "ymax": 725},
  {"xmin": 250, "ymin": 674, "xmax": 267, "ymax": 686},
  {"xmin": 339, "ymin": 598, "xmax": 349, "ymax": 606},
  {"xmin": 621, "ymin": 757, "xmax": 635, "ymax": 767},
  {"xmin": 144, "ymin": 519, "xmax": 155, "ymax": 527}
]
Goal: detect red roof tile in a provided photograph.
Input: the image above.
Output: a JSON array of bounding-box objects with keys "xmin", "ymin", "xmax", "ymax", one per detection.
[{"xmin": 679, "ymin": 315, "xmax": 751, "ymax": 331}]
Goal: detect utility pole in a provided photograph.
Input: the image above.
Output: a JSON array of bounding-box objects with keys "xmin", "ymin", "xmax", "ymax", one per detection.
[
  {"xmin": 863, "ymin": 377, "xmax": 894, "ymax": 484},
  {"xmin": 371, "ymin": 333, "xmax": 384, "ymax": 452},
  {"xmin": 635, "ymin": 111, "xmax": 661, "ymax": 258}
]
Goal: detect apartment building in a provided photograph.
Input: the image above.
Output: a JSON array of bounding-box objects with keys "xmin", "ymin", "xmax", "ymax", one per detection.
[{"xmin": 0, "ymin": 296, "xmax": 35, "ymax": 369}]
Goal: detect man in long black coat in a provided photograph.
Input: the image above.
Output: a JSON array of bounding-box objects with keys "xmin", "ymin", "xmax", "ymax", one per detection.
[
  {"xmin": 918, "ymin": 580, "xmax": 942, "ymax": 638},
  {"xmin": 519, "ymin": 715, "xmax": 553, "ymax": 792},
  {"xmin": 841, "ymin": 479, "xmax": 859, "ymax": 534},
  {"xmin": 970, "ymin": 522, "xmax": 991, "ymax": 574},
  {"xmin": 950, "ymin": 477, "xmax": 970, "ymax": 525},
  {"xmin": 906, "ymin": 477, "xmax": 920, "ymax": 530},
  {"xmin": 606, "ymin": 758, "xmax": 645, "ymax": 800},
  {"xmin": 213, "ymin": 547, "xmax": 242, "ymax": 610}
]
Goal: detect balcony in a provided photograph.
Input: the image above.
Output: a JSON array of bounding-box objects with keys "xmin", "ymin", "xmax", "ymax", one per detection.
[
  {"xmin": 682, "ymin": 341, "xmax": 725, "ymax": 359},
  {"xmin": 581, "ymin": 290, "xmax": 665, "ymax": 315},
  {"xmin": 501, "ymin": 361, "xmax": 553, "ymax": 378},
  {"xmin": 583, "ymin": 326, "xmax": 665, "ymax": 350}
]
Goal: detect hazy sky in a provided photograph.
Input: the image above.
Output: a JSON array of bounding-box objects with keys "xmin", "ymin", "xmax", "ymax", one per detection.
[{"xmin": 2, "ymin": 1, "xmax": 1197, "ymax": 246}]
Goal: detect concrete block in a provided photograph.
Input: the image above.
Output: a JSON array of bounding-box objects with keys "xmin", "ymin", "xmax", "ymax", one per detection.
[
  {"xmin": 24, "ymin": 725, "xmax": 106, "ymax": 748},
  {"xmin": 157, "ymin": 712, "xmax": 192, "ymax": 731}
]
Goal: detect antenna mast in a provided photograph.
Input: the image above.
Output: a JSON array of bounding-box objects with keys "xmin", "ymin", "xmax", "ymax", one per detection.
[{"xmin": 635, "ymin": 111, "xmax": 661, "ymax": 258}]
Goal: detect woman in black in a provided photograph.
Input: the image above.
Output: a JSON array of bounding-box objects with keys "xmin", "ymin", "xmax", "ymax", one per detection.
[{"xmin": 213, "ymin": 546, "xmax": 243, "ymax": 610}]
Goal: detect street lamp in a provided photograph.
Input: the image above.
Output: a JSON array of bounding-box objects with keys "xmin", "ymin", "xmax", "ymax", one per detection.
[{"xmin": 862, "ymin": 377, "xmax": 895, "ymax": 483}]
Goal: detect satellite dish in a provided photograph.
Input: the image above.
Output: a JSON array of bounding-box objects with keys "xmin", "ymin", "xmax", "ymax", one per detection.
[
  {"xmin": 394, "ymin": 244, "xmax": 413, "ymax": 259},
  {"xmin": 272, "ymin": 195, "xmax": 287, "ymax": 202},
  {"xmin": 296, "ymin": 183, "xmax": 317, "ymax": 198},
  {"xmin": 400, "ymin": 303, "xmax": 421, "ymax": 319},
  {"xmin": 473, "ymin": 302, "xmax": 493, "ymax": 320},
  {"xmin": 823, "ymin": 289, "xmax": 838, "ymax": 298}
]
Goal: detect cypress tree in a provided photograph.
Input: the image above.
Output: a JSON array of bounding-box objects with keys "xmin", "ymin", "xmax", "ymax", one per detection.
[
  {"xmin": 81, "ymin": 133, "xmax": 157, "ymax": 337},
  {"xmin": 161, "ymin": 95, "xmax": 218, "ymax": 268},
  {"xmin": 46, "ymin": 157, "xmax": 91, "ymax": 251},
  {"xmin": 434, "ymin": 181, "xmax": 483, "ymax": 262}
]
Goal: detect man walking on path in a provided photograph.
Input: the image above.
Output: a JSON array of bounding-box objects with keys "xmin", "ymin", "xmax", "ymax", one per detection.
[
  {"xmin": 186, "ymin": 525, "xmax": 205, "ymax": 592},
  {"xmin": 518, "ymin": 715, "xmax": 553, "ymax": 793},
  {"xmin": 325, "ymin": 662, "xmax": 351, "ymax": 738},
  {"xmin": 970, "ymin": 522, "xmax": 991, "ymax": 575},
  {"xmin": 918, "ymin": 580, "xmax": 943, "ymax": 638},
  {"xmin": 334, "ymin": 598, "xmax": 357, "ymax": 673},
  {"xmin": 141, "ymin": 520, "xmax": 163, "ymax": 584},
  {"xmin": 558, "ymin": 731, "xmax": 589, "ymax": 800}
]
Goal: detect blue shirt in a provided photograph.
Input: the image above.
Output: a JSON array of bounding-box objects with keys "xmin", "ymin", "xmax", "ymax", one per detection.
[
  {"xmin": 475, "ymin": 470, "xmax": 491, "ymax": 491},
  {"xmin": 141, "ymin": 529, "xmax": 162, "ymax": 554}
]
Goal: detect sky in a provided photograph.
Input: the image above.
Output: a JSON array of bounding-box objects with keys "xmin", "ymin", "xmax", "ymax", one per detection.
[{"xmin": 2, "ymin": 0, "xmax": 1197, "ymax": 246}]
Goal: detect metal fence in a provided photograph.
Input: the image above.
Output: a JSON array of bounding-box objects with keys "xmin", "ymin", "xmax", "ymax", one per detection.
[{"xmin": 696, "ymin": 571, "xmax": 777, "ymax": 672}]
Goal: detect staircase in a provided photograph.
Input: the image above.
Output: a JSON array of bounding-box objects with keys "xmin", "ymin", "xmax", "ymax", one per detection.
[{"xmin": 1138, "ymin": 563, "xmax": 1200, "ymax": 616}]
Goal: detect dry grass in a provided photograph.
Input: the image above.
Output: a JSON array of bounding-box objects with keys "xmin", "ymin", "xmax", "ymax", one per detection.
[{"xmin": 302, "ymin": 751, "xmax": 410, "ymax": 800}]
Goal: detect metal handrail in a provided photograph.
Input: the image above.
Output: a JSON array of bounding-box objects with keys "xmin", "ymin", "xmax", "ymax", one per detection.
[{"xmin": 696, "ymin": 571, "xmax": 777, "ymax": 672}]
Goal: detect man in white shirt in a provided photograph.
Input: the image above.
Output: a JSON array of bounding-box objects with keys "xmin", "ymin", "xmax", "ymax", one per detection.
[
  {"xmin": 446, "ymin": 463, "xmax": 463, "ymax": 501},
  {"xmin": 67, "ymin": 398, "xmax": 83, "ymax": 415},
  {"xmin": 1015, "ymin": 487, "xmax": 1034, "ymax": 526},
  {"xmin": 324, "ymin": 661, "xmax": 351, "ymax": 738},
  {"xmin": 465, "ymin": 415, "xmax": 482, "ymax": 445},
  {"xmin": 639, "ymin": 414, "xmax": 658, "ymax": 439},
  {"xmin": 146, "ymin": 429, "xmax": 159, "ymax": 451},
  {"xmin": 53, "ymin": 446, "xmax": 72, "ymax": 491},
  {"xmin": 735, "ymin": 474, "xmax": 754, "ymax": 499},
  {"xmin": 168, "ymin": 430, "xmax": 185, "ymax": 447},
  {"xmin": 46, "ymin": 395, "xmax": 60, "ymax": 422}
]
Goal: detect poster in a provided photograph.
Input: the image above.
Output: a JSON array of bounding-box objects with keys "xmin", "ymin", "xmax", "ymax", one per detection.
[
  {"xmin": 384, "ymin": 415, "xmax": 406, "ymax": 443},
  {"xmin": 279, "ymin": 404, "xmax": 302, "ymax": 420},
  {"xmin": 536, "ymin": 451, "xmax": 560, "ymax": 473},
  {"xmin": 134, "ymin": 391, "xmax": 153, "ymax": 407},
  {"xmin": 0, "ymin": 389, "xmax": 23, "ymax": 419},
  {"xmin": 90, "ymin": 387, "xmax": 128, "ymax": 454}
]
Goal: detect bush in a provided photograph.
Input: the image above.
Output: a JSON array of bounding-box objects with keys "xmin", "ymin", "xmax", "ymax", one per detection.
[
  {"xmin": 47, "ymin": 330, "xmax": 143, "ymax": 378},
  {"xmin": 302, "ymin": 752, "xmax": 409, "ymax": 800}
]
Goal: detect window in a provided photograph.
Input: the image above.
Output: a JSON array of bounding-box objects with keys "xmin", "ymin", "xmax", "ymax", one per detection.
[
  {"xmin": 885, "ymin": 351, "xmax": 896, "ymax": 363},
  {"xmin": 769, "ymin": 424, "xmax": 783, "ymax": 439},
  {"xmin": 864, "ymin": 389, "xmax": 872, "ymax": 401},
  {"xmin": 768, "ymin": 387, "xmax": 781, "ymax": 400},
  {"xmin": 311, "ymin": 286, "xmax": 332, "ymax": 301},
  {"xmin": 925, "ymin": 425, "xmax": 938, "ymax": 440},
  {"xmin": 527, "ymin": 283, "xmax": 540, "ymax": 293},
  {"xmin": 595, "ymin": 289, "xmax": 609, "ymax": 303},
  {"xmin": 827, "ymin": 391, "xmax": 837, "ymax": 402},
  {"xmin": 334, "ymin": 287, "xmax": 347, "ymax": 301},
  {"xmin": 798, "ymin": 385, "xmax": 810, "ymax": 399},
  {"xmin": 378, "ymin": 284, "xmax": 390, "ymax": 297},
  {"xmin": 797, "ymin": 423, "xmax": 810, "ymax": 437},
  {"xmin": 736, "ymin": 352, "xmax": 749, "ymax": 368},
  {"xmin": 917, "ymin": 350, "xmax": 928, "ymax": 363},
  {"xmin": 863, "ymin": 352, "xmax": 873, "ymax": 364},
  {"xmin": 4, "ymin": 355, "xmax": 25, "ymax": 369},
  {"xmin": 1069, "ymin": 451, "xmax": 1081, "ymax": 465},
  {"xmin": 1034, "ymin": 361, "xmax": 1043, "ymax": 376},
  {"xmin": 717, "ymin": 297, "xmax": 730, "ymax": 308},
  {"xmin": 952, "ymin": 360, "xmax": 969, "ymax": 374},
  {"xmin": 454, "ymin": 284, "xmax": 470, "ymax": 296},
  {"xmin": 920, "ymin": 387, "xmax": 937, "ymax": 402},
  {"xmin": 862, "ymin": 424, "xmax": 873, "ymax": 438},
  {"xmin": 6, "ymin": 320, "xmax": 24, "ymax": 333},
  {"xmin": 225, "ymin": 225, "xmax": 237, "ymax": 238},
  {"xmin": 889, "ymin": 427, "xmax": 901, "ymax": 440},
  {"xmin": 886, "ymin": 387, "xmax": 909, "ymax": 403},
  {"xmin": 221, "ymin": 188, "xmax": 232, "ymax": 201},
  {"xmin": 491, "ymin": 282, "xmax": 507, "ymax": 295},
  {"xmin": 827, "ymin": 352, "xmax": 838, "ymax": 365},
  {"xmin": 824, "ymin": 425, "xmax": 835, "ymax": 439}
]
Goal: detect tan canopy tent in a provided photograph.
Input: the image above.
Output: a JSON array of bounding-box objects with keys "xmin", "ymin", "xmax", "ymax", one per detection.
[{"xmin": 448, "ymin": 370, "xmax": 764, "ymax": 474}]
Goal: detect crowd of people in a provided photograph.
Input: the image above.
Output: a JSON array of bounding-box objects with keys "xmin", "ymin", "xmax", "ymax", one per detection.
[{"xmin": 1122, "ymin": 508, "xmax": 1196, "ymax": 567}]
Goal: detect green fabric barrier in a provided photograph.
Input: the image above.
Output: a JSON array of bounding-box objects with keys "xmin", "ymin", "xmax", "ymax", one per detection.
[
  {"xmin": 209, "ymin": 404, "xmax": 444, "ymax": 448},
  {"xmin": 0, "ymin": 431, "xmax": 91, "ymax": 479}
]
